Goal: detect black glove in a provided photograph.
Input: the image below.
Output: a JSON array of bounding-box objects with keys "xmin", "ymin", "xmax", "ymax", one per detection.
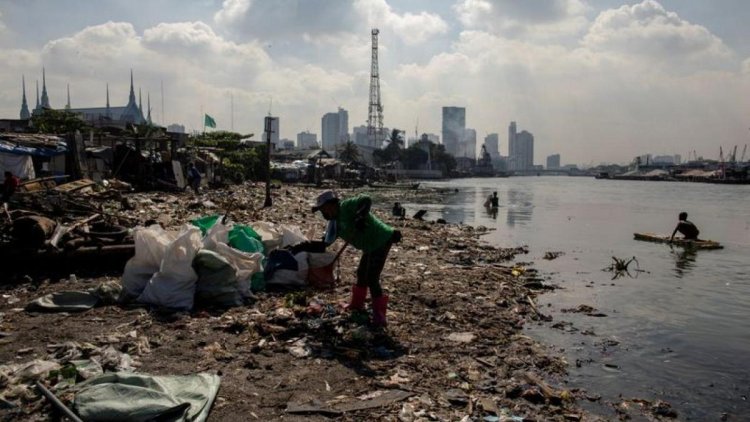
[
  {"xmin": 290, "ymin": 241, "xmax": 328, "ymax": 254},
  {"xmin": 391, "ymin": 230, "xmax": 402, "ymax": 243},
  {"xmin": 354, "ymin": 214, "xmax": 367, "ymax": 230}
]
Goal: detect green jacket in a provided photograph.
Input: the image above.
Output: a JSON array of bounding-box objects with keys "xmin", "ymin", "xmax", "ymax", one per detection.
[{"xmin": 337, "ymin": 195, "xmax": 394, "ymax": 252}]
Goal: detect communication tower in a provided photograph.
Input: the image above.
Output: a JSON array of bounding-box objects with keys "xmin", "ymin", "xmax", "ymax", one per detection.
[{"xmin": 367, "ymin": 28, "xmax": 384, "ymax": 147}]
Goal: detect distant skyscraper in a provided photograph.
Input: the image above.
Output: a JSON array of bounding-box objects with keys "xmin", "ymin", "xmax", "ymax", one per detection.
[
  {"xmin": 484, "ymin": 133, "xmax": 499, "ymax": 159},
  {"xmin": 507, "ymin": 121, "xmax": 517, "ymax": 164},
  {"xmin": 352, "ymin": 125, "xmax": 369, "ymax": 146},
  {"xmin": 515, "ymin": 130, "xmax": 534, "ymax": 170},
  {"xmin": 297, "ymin": 131, "xmax": 318, "ymax": 149},
  {"xmin": 167, "ymin": 123, "xmax": 186, "ymax": 133},
  {"xmin": 546, "ymin": 154, "xmax": 560, "ymax": 169},
  {"xmin": 508, "ymin": 121, "xmax": 534, "ymax": 170},
  {"xmin": 462, "ymin": 128, "xmax": 477, "ymax": 159},
  {"xmin": 321, "ymin": 107, "xmax": 349, "ymax": 153},
  {"xmin": 442, "ymin": 107, "xmax": 465, "ymax": 156},
  {"xmin": 263, "ymin": 115, "xmax": 280, "ymax": 148}
]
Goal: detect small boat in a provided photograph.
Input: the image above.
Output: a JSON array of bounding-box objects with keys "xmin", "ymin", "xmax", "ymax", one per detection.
[{"xmin": 633, "ymin": 232, "xmax": 723, "ymax": 250}]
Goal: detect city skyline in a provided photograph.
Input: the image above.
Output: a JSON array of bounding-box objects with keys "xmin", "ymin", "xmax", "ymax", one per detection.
[{"xmin": 1, "ymin": 1, "xmax": 749, "ymax": 164}]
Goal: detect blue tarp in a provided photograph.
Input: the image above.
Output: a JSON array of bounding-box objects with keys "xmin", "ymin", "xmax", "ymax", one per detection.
[{"xmin": 0, "ymin": 140, "xmax": 68, "ymax": 157}]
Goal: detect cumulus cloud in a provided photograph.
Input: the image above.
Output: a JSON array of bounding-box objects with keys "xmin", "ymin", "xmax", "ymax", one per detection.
[
  {"xmin": 453, "ymin": 0, "xmax": 589, "ymax": 40},
  {"xmin": 354, "ymin": 0, "xmax": 448, "ymax": 45},
  {"xmin": 0, "ymin": 20, "xmax": 364, "ymax": 134},
  {"xmin": 583, "ymin": 0, "xmax": 732, "ymax": 65},
  {"xmin": 213, "ymin": 0, "xmax": 447, "ymax": 45}
]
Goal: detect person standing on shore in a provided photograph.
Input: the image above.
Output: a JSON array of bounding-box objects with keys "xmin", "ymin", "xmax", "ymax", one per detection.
[
  {"xmin": 670, "ymin": 211, "xmax": 700, "ymax": 242},
  {"xmin": 186, "ymin": 162, "xmax": 201, "ymax": 194},
  {"xmin": 2, "ymin": 171, "xmax": 20, "ymax": 202},
  {"xmin": 312, "ymin": 191, "xmax": 401, "ymax": 327}
]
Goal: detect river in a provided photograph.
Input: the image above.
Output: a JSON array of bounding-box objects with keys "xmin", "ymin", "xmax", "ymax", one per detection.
[{"xmin": 401, "ymin": 177, "xmax": 750, "ymax": 420}]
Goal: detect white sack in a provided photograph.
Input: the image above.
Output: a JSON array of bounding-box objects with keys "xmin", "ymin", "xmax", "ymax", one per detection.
[{"xmin": 121, "ymin": 225, "xmax": 177, "ymax": 299}]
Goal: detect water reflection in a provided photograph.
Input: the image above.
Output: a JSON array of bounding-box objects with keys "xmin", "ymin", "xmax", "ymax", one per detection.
[
  {"xmin": 671, "ymin": 247, "xmax": 697, "ymax": 278},
  {"xmin": 506, "ymin": 189, "xmax": 534, "ymax": 227}
]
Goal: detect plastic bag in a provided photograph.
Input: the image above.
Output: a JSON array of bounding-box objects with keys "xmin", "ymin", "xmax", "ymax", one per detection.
[
  {"xmin": 228, "ymin": 225, "xmax": 264, "ymax": 254},
  {"xmin": 250, "ymin": 221, "xmax": 283, "ymax": 252},
  {"xmin": 265, "ymin": 251, "xmax": 309, "ymax": 287},
  {"xmin": 121, "ymin": 225, "xmax": 177, "ymax": 299},
  {"xmin": 137, "ymin": 226, "xmax": 202, "ymax": 310},
  {"xmin": 307, "ymin": 252, "xmax": 338, "ymax": 290},
  {"xmin": 191, "ymin": 214, "xmax": 221, "ymax": 235},
  {"xmin": 280, "ymin": 225, "xmax": 308, "ymax": 248},
  {"xmin": 193, "ymin": 250, "xmax": 243, "ymax": 308}
]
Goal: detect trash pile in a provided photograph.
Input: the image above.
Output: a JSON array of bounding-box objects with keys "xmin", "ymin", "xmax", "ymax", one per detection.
[{"xmin": 1, "ymin": 183, "xmax": 631, "ymax": 421}]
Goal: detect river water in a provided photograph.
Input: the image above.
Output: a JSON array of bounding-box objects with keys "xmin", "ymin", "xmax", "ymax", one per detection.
[{"xmin": 401, "ymin": 177, "xmax": 750, "ymax": 420}]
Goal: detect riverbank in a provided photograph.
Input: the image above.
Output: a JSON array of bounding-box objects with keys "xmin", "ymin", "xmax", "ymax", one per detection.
[{"xmin": 1, "ymin": 183, "xmax": 677, "ymax": 420}]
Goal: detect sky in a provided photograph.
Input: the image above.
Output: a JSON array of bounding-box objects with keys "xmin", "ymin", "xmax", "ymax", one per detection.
[{"xmin": 1, "ymin": 0, "xmax": 749, "ymax": 165}]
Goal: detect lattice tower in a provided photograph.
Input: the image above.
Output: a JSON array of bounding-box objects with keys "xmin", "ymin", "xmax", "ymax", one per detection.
[{"xmin": 367, "ymin": 28, "xmax": 383, "ymax": 147}]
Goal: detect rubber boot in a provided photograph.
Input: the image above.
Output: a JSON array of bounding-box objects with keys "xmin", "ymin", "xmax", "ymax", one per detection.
[
  {"xmin": 344, "ymin": 285, "xmax": 368, "ymax": 311},
  {"xmin": 372, "ymin": 295, "xmax": 389, "ymax": 327}
]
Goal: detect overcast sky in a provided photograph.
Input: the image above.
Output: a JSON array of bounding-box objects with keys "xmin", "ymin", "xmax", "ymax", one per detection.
[{"xmin": 1, "ymin": 0, "xmax": 749, "ymax": 164}]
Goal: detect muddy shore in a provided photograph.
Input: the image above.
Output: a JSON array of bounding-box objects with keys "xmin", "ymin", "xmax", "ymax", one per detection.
[{"xmin": 1, "ymin": 183, "xmax": 667, "ymax": 421}]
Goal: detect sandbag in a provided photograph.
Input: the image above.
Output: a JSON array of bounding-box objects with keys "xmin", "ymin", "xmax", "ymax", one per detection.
[
  {"xmin": 193, "ymin": 250, "xmax": 243, "ymax": 308},
  {"xmin": 137, "ymin": 226, "xmax": 202, "ymax": 310},
  {"xmin": 250, "ymin": 221, "xmax": 283, "ymax": 252},
  {"xmin": 265, "ymin": 250, "xmax": 309, "ymax": 287},
  {"xmin": 212, "ymin": 242, "xmax": 262, "ymax": 298},
  {"xmin": 280, "ymin": 224, "xmax": 308, "ymax": 247},
  {"xmin": 121, "ymin": 225, "xmax": 177, "ymax": 299}
]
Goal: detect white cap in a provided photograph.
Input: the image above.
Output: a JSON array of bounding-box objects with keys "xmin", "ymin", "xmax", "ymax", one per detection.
[{"xmin": 312, "ymin": 190, "xmax": 338, "ymax": 211}]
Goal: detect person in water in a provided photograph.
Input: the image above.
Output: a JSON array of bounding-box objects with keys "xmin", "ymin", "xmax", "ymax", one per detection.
[
  {"xmin": 670, "ymin": 212, "xmax": 700, "ymax": 242},
  {"xmin": 484, "ymin": 191, "xmax": 499, "ymax": 208}
]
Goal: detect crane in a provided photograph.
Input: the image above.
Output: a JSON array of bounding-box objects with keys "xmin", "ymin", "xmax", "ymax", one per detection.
[
  {"xmin": 741, "ymin": 144, "xmax": 747, "ymax": 163},
  {"xmin": 731, "ymin": 145, "xmax": 738, "ymax": 163}
]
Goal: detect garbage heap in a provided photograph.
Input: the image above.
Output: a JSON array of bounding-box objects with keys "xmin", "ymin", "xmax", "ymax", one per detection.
[{"xmin": 1, "ymin": 183, "xmax": 615, "ymax": 421}]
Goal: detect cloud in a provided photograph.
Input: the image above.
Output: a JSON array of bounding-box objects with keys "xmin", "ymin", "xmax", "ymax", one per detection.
[
  {"xmin": 0, "ymin": 20, "xmax": 365, "ymax": 135},
  {"xmin": 583, "ymin": 0, "xmax": 732, "ymax": 65},
  {"xmin": 213, "ymin": 0, "xmax": 447, "ymax": 45},
  {"xmin": 213, "ymin": 0, "xmax": 252, "ymax": 27},
  {"xmin": 354, "ymin": 0, "xmax": 448, "ymax": 45},
  {"xmin": 453, "ymin": 0, "xmax": 589, "ymax": 40}
]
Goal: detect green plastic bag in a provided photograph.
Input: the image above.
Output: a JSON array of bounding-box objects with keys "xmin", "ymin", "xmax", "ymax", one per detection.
[
  {"xmin": 228, "ymin": 225, "xmax": 264, "ymax": 253},
  {"xmin": 191, "ymin": 215, "xmax": 221, "ymax": 235}
]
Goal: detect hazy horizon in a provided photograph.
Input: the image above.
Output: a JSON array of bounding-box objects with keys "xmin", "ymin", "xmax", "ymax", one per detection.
[{"xmin": 1, "ymin": 0, "xmax": 749, "ymax": 165}]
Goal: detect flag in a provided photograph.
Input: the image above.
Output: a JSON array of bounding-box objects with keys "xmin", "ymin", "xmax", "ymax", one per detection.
[{"xmin": 204, "ymin": 114, "xmax": 216, "ymax": 128}]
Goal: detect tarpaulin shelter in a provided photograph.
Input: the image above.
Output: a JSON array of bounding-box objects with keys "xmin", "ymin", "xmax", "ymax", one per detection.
[{"xmin": 0, "ymin": 134, "xmax": 68, "ymax": 180}]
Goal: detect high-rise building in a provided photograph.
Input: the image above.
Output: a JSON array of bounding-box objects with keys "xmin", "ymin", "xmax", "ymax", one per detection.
[
  {"xmin": 515, "ymin": 130, "xmax": 534, "ymax": 170},
  {"xmin": 297, "ymin": 131, "xmax": 318, "ymax": 149},
  {"xmin": 546, "ymin": 154, "xmax": 560, "ymax": 169},
  {"xmin": 352, "ymin": 125, "xmax": 369, "ymax": 147},
  {"xmin": 321, "ymin": 107, "xmax": 349, "ymax": 153},
  {"xmin": 167, "ymin": 123, "xmax": 185, "ymax": 133},
  {"xmin": 262, "ymin": 115, "xmax": 280, "ymax": 148},
  {"xmin": 462, "ymin": 128, "xmax": 477, "ymax": 159},
  {"xmin": 508, "ymin": 122, "xmax": 534, "ymax": 171},
  {"xmin": 484, "ymin": 133, "xmax": 499, "ymax": 159},
  {"xmin": 507, "ymin": 121, "xmax": 517, "ymax": 164},
  {"xmin": 442, "ymin": 107, "xmax": 465, "ymax": 156}
]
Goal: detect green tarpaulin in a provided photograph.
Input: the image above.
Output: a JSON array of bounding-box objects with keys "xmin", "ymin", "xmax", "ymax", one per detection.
[{"xmin": 73, "ymin": 372, "xmax": 220, "ymax": 422}]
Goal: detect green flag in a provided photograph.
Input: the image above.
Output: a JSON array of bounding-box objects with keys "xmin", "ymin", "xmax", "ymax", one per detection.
[{"xmin": 204, "ymin": 114, "xmax": 216, "ymax": 129}]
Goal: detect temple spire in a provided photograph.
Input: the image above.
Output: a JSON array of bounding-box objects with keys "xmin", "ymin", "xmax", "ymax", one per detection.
[
  {"xmin": 128, "ymin": 69, "xmax": 136, "ymax": 106},
  {"xmin": 40, "ymin": 67, "xmax": 50, "ymax": 108},
  {"xmin": 20, "ymin": 75, "xmax": 31, "ymax": 119},
  {"xmin": 65, "ymin": 83, "xmax": 71, "ymax": 110},
  {"xmin": 138, "ymin": 87, "xmax": 143, "ymax": 116},
  {"xmin": 35, "ymin": 80, "xmax": 40, "ymax": 111},
  {"xmin": 106, "ymin": 83, "xmax": 111, "ymax": 118},
  {"xmin": 147, "ymin": 93, "xmax": 152, "ymax": 124}
]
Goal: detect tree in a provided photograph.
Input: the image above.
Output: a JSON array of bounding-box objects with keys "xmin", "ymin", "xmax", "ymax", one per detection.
[
  {"xmin": 31, "ymin": 109, "xmax": 91, "ymax": 134},
  {"xmin": 373, "ymin": 128, "xmax": 404, "ymax": 165},
  {"xmin": 403, "ymin": 145, "xmax": 428, "ymax": 169},
  {"xmin": 338, "ymin": 140, "xmax": 361, "ymax": 164}
]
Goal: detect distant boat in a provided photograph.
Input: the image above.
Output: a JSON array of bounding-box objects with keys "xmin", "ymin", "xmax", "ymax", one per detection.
[{"xmin": 633, "ymin": 232, "xmax": 723, "ymax": 250}]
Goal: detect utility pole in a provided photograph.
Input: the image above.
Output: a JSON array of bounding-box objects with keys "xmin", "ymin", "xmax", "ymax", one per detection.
[{"xmin": 264, "ymin": 115, "xmax": 276, "ymax": 207}]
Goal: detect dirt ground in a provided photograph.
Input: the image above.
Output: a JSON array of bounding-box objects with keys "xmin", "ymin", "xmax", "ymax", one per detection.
[{"xmin": 1, "ymin": 184, "xmax": 651, "ymax": 421}]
